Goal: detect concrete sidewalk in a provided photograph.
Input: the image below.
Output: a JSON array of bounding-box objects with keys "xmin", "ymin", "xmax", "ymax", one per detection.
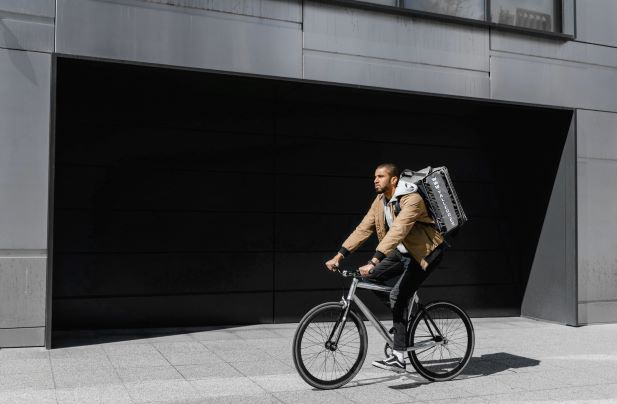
[{"xmin": 1, "ymin": 317, "xmax": 617, "ymax": 403}]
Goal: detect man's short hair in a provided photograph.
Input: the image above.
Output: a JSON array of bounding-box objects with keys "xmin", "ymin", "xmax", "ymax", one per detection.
[{"xmin": 377, "ymin": 163, "xmax": 400, "ymax": 179}]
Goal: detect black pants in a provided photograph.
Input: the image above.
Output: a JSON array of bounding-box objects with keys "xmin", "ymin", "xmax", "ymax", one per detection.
[{"xmin": 368, "ymin": 249, "xmax": 442, "ymax": 351}]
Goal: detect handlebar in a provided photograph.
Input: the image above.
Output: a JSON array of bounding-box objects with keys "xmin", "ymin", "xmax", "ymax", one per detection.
[{"xmin": 334, "ymin": 265, "xmax": 361, "ymax": 278}]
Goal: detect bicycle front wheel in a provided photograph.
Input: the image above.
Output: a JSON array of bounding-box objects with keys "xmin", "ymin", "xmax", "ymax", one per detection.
[
  {"xmin": 292, "ymin": 302, "xmax": 367, "ymax": 389},
  {"xmin": 408, "ymin": 301, "xmax": 474, "ymax": 381}
]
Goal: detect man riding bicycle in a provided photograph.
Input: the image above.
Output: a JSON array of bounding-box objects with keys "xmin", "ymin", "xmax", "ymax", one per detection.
[{"xmin": 325, "ymin": 163, "xmax": 446, "ymax": 373}]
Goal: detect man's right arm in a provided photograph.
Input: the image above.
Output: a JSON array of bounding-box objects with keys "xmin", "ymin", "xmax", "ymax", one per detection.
[{"xmin": 326, "ymin": 198, "xmax": 378, "ymax": 271}]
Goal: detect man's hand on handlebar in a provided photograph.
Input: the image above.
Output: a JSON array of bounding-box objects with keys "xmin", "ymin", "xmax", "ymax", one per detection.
[
  {"xmin": 358, "ymin": 263, "xmax": 374, "ymax": 278},
  {"xmin": 325, "ymin": 253, "xmax": 344, "ymax": 271},
  {"xmin": 359, "ymin": 258, "xmax": 380, "ymax": 278}
]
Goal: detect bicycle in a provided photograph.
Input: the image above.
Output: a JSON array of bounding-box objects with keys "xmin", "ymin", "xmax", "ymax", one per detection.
[{"xmin": 292, "ymin": 266, "xmax": 475, "ymax": 389}]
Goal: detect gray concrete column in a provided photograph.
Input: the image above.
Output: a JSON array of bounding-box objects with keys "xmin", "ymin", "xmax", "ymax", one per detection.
[
  {"xmin": 0, "ymin": 0, "xmax": 53, "ymax": 345},
  {"xmin": 577, "ymin": 109, "xmax": 617, "ymax": 324}
]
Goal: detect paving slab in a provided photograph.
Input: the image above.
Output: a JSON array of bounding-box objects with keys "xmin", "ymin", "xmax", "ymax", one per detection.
[
  {"xmin": 230, "ymin": 359, "xmax": 294, "ymax": 377},
  {"xmin": 210, "ymin": 347, "xmax": 278, "ymax": 363},
  {"xmin": 271, "ymin": 328, "xmax": 297, "ymax": 339},
  {"xmin": 199, "ymin": 340, "xmax": 246, "ymax": 352},
  {"xmin": 0, "ymin": 371, "xmax": 55, "ymax": 391},
  {"xmin": 153, "ymin": 342, "xmax": 222, "ymax": 366},
  {"xmin": 103, "ymin": 344, "xmax": 169, "ymax": 368},
  {"xmin": 0, "ymin": 348, "xmax": 49, "ymax": 360},
  {"xmin": 50, "ymin": 346, "xmax": 109, "ymax": 361},
  {"xmin": 232, "ymin": 330, "xmax": 282, "ymax": 340},
  {"xmin": 189, "ymin": 376, "xmax": 266, "ymax": 397},
  {"xmin": 541, "ymin": 367, "xmax": 616, "ymax": 387},
  {"xmin": 482, "ymin": 385, "xmax": 617, "ymax": 403},
  {"xmin": 336, "ymin": 379, "xmax": 418, "ymax": 403},
  {"xmin": 137, "ymin": 334, "xmax": 194, "ymax": 344},
  {"xmin": 488, "ymin": 371, "xmax": 568, "ymax": 391},
  {"xmin": 249, "ymin": 374, "xmax": 314, "ymax": 393},
  {"xmin": 422, "ymin": 397, "xmax": 490, "ymax": 404},
  {"xmin": 116, "ymin": 365, "xmax": 184, "ymax": 383},
  {"xmin": 274, "ymin": 389, "xmax": 353, "ymax": 403},
  {"xmin": 185, "ymin": 393, "xmax": 280, "ymax": 403},
  {"xmin": 391, "ymin": 378, "xmax": 477, "ymax": 402},
  {"xmin": 176, "ymin": 362, "xmax": 244, "ymax": 380},
  {"xmin": 449, "ymin": 374, "xmax": 523, "ymax": 396},
  {"xmin": 50, "ymin": 357, "xmax": 115, "ymax": 372},
  {"xmin": 0, "ymin": 358, "xmax": 52, "ymax": 375},
  {"xmin": 124, "ymin": 379, "xmax": 201, "ymax": 403},
  {"xmin": 55, "ymin": 384, "xmax": 131, "ymax": 404},
  {"xmin": 0, "ymin": 388, "xmax": 57, "ymax": 404},
  {"xmin": 52, "ymin": 365, "xmax": 121, "ymax": 389},
  {"xmin": 189, "ymin": 330, "xmax": 242, "ymax": 342}
]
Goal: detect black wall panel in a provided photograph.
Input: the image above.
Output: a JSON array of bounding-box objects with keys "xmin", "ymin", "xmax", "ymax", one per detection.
[
  {"xmin": 53, "ymin": 293, "xmax": 274, "ymax": 329},
  {"xmin": 52, "ymin": 58, "xmax": 572, "ymax": 333},
  {"xmin": 54, "ymin": 252, "xmax": 273, "ymax": 296}
]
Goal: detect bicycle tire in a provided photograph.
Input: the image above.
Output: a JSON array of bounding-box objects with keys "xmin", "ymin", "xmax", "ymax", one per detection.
[
  {"xmin": 407, "ymin": 301, "xmax": 474, "ymax": 381},
  {"xmin": 292, "ymin": 302, "xmax": 367, "ymax": 389}
]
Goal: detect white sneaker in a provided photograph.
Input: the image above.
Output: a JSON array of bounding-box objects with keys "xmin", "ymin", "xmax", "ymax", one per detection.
[{"xmin": 371, "ymin": 354, "xmax": 406, "ymax": 373}]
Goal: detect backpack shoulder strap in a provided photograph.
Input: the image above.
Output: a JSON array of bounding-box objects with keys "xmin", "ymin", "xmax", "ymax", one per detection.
[{"xmin": 394, "ymin": 200, "xmax": 401, "ymax": 216}]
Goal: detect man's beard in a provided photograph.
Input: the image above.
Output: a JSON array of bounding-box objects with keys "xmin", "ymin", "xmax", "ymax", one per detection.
[{"xmin": 375, "ymin": 186, "xmax": 384, "ymax": 194}]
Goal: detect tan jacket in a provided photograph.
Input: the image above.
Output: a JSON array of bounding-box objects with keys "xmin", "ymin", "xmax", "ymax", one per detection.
[{"xmin": 341, "ymin": 193, "xmax": 444, "ymax": 270}]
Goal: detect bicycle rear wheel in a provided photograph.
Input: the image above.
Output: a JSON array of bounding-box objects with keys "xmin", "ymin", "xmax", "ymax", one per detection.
[
  {"xmin": 292, "ymin": 302, "xmax": 367, "ymax": 389},
  {"xmin": 408, "ymin": 301, "xmax": 474, "ymax": 381}
]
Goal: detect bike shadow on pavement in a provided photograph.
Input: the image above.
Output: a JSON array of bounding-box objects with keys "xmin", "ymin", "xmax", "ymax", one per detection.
[{"xmin": 344, "ymin": 352, "xmax": 541, "ymax": 390}]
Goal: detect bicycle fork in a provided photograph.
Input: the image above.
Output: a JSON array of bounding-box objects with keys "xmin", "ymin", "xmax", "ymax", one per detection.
[{"xmin": 325, "ymin": 278, "xmax": 359, "ymax": 350}]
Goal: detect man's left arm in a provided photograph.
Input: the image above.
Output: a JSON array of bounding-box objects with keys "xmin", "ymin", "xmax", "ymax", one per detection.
[{"xmin": 372, "ymin": 194, "xmax": 424, "ymax": 261}]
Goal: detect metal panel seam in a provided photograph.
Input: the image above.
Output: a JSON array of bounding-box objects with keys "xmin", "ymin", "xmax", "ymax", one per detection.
[
  {"xmin": 303, "ymin": 48, "xmax": 491, "ymax": 74},
  {"xmin": 98, "ymin": 0, "xmax": 303, "ymax": 27},
  {"xmin": 490, "ymin": 49, "xmax": 617, "ymax": 70},
  {"xmin": 0, "ymin": 10, "xmax": 55, "ymax": 23}
]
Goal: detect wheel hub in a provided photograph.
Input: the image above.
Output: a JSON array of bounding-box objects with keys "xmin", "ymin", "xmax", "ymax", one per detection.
[{"xmin": 324, "ymin": 341, "xmax": 338, "ymax": 351}]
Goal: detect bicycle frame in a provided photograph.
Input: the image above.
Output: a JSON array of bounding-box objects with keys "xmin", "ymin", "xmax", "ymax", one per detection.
[{"xmin": 328, "ymin": 277, "xmax": 444, "ymax": 352}]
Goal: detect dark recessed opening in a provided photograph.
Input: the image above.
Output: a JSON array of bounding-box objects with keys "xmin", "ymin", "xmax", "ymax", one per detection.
[{"xmin": 51, "ymin": 57, "xmax": 572, "ymax": 337}]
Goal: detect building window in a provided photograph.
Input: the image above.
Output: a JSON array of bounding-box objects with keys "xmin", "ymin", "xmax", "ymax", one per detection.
[
  {"xmin": 347, "ymin": 0, "xmax": 575, "ymax": 37},
  {"xmin": 490, "ymin": 0, "xmax": 559, "ymax": 32},
  {"xmin": 401, "ymin": 0, "xmax": 485, "ymax": 20}
]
